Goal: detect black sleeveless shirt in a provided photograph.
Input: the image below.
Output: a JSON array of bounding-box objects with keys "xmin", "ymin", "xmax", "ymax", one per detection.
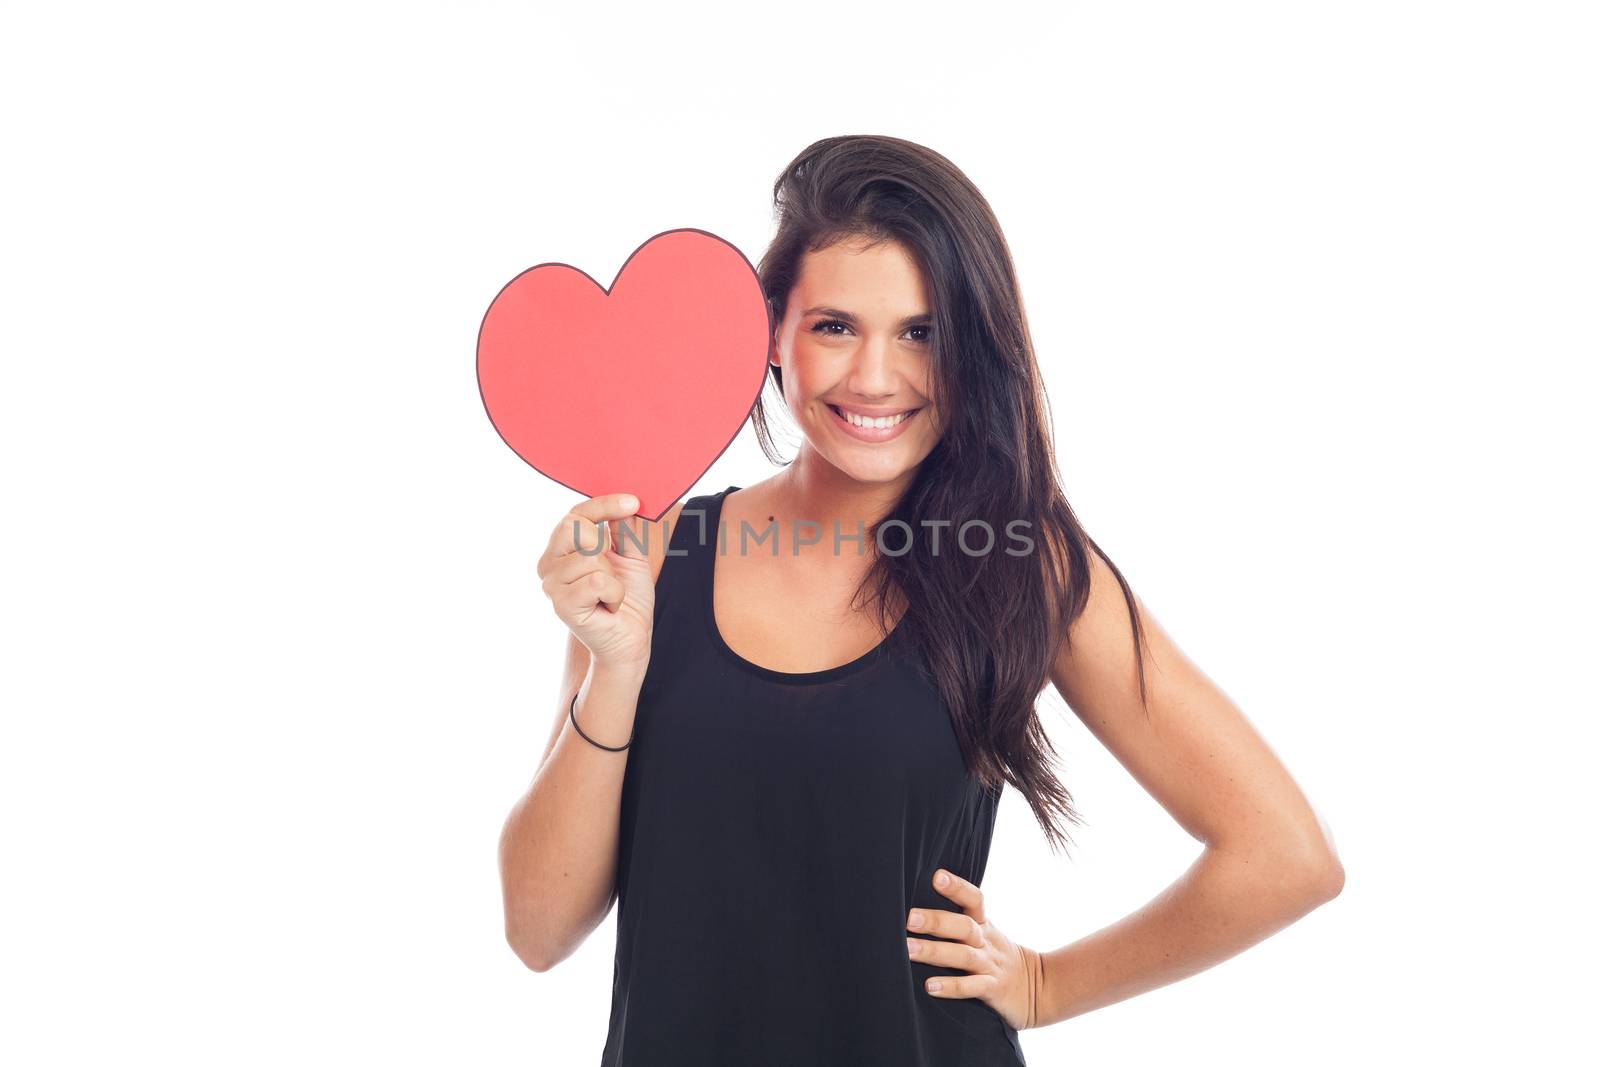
[{"xmin": 601, "ymin": 486, "xmax": 1027, "ymax": 1066}]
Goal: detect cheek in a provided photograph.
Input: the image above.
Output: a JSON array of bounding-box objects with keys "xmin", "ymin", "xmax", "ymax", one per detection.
[
  {"xmin": 780, "ymin": 365, "xmax": 819, "ymax": 417},
  {"xmin": 782, "ymin": 349, "xmax": 829, "ymax": 400}
]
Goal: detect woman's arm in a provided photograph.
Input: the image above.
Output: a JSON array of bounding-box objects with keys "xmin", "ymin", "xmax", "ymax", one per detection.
[
  {"xmin": 497, "ymin": 502, "xmax": 678, "ymax": 973},
  {"xmin": 498, "ymin": 636, "xmax": 647, "ymax": 972},
  {"xmin": 1035, "ymin": 549, "xmax": 1344, "ymax": 1025}
]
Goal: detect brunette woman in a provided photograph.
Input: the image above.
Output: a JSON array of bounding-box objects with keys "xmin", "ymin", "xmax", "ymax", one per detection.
[{"xmin": 500, "ymin": 134, "xmax": 1344, "ymax": 1066}]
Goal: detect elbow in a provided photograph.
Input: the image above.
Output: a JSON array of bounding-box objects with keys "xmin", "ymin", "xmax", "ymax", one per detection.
[
  {"xmin": 1284, "ymin": 842, "xmax": 1345, "ymax": 907},
  {"xmin": 1292, "ymin": 851, "xmax": 1344, "ymax": 902},
  {"xmin": 1271, "ymin": 809, "xmax": 1345, "ymax": 906},
  {"xmin": 1223, "ymin": 832, "xmax": 1343, "ymax": 912},
  {"xmin": 505, "ymin": 893, "xmax": 601, "ymax": 973},
  {"xmin": 500, "ymin": 836, "xmax": 562, "ymax": 972},
  {"xmin": 502, "ymin": 881, "xmax": 561, "ymax": 973},
  {"xmin": 1308, "ymin": 852, "xmax": 1345, "ymax": 902},
  {"xmin": 506, "ymin": 915, "xmax": 558, "ymax": 973},
  {"xmin": 1211, "ymin": 824, "xmax": 1345, "ymax": 916}
]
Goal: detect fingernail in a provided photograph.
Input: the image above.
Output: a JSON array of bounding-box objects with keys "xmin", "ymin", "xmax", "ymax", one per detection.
[
  {"xmin": 927, "ymin": 980, "xmax": 942, "ymax": 993},
  {"xmin": 935, "ymin": 871, "xmax": 949, "ymax": 887},
  {"xmin": 621, "ymin": 495, "xmax": 639, "ymax": 510},
  {"xmin": 908, "ymin": 911, "xmax": 923, "ymax": 928},
  {"xmin": 906, "ymin": 938, "xmax": 919, "ymax": 956}
]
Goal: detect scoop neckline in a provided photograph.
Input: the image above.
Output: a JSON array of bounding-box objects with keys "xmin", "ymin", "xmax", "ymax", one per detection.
[{"xmin": 700, "ymin": 485, "xmax": 900, "ymax": 686}]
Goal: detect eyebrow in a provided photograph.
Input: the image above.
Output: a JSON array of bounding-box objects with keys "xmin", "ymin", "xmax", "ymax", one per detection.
[{"xmin": 801, "ymin": 305, "xmax": 932, "ymax": 328}]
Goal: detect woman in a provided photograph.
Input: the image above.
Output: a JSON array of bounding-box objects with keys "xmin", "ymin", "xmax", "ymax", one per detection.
[{"xmin": 499, "ymin": 135, "xmax": 1344, "ymax": 1065}]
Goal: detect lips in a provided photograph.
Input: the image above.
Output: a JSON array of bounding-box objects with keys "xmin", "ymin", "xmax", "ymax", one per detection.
[{"xmin": 826, "ymin": 403, "xmax": 921, "ymax": 443}]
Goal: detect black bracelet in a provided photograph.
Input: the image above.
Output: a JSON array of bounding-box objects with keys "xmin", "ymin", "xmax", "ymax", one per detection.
[{"xmin": 569, "ymin": 691, "xmax": 633, "ymax": 752}]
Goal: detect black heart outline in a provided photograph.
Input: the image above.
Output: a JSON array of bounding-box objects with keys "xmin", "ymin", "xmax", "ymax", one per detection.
[{"xmin": 475, "ymin": 226, "xmax": 775, "ymax": 523}]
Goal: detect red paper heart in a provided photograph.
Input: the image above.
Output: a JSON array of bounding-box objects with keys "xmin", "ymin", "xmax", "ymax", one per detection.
[{"xmin": 477, "ymin": 228, "xmax": 772, "ymax": 522}]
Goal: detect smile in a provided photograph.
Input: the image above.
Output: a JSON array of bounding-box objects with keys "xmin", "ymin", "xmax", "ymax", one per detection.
[{"xmin": 826, "ymin": 403, "xmax": 921, "ymax": 442}]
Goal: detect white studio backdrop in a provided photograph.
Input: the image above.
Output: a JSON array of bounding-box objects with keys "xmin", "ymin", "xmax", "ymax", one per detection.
[{"xmin": 2, "ymin": 2, "xmax": 1595, "ymax": 1063}]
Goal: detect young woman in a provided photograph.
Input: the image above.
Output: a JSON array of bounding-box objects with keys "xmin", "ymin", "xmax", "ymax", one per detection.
[{"xmin": 499, "ymin": 135, "xmax": 1344, "ymax": 1066}]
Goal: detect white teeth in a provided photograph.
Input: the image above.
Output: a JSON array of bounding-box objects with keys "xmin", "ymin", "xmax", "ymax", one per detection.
[{"xmin": 840, "ymin": 408, "xmax": 911, "ymax": 429}]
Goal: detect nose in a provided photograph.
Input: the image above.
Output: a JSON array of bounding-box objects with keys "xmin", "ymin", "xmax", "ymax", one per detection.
[{"xmin": 847, "ymin": 333, "xmax": 898, "ymax": 400}]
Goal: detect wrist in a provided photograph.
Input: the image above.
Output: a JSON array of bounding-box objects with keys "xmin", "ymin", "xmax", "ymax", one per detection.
[
  {"xmin": 589, "ymin": 657, "xmax": 649, "ymax": 689},
  {"xmin": 1021, "ymin": 944, "xmax": 1045, "ymax": 1031},
  {"xmin": 1030, "ymin": 942, "xmax": 1086, "ymax": 1029}
]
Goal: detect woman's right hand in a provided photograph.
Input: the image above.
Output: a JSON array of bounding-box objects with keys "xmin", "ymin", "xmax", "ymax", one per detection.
[{"xmin": 536, "ymin": 493, "xmax": 656, "ymax": 675}]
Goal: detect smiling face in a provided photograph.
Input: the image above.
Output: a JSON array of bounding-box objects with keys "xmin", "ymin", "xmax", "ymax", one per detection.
[{"xmin": 771, "ymin": 235, "xmax": 943, "ymax": 486}]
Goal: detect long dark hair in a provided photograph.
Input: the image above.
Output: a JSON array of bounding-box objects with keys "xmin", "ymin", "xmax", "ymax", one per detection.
[{"xmin": 753, "ymin": 135, "xmax": 1150, "ymax": 854}]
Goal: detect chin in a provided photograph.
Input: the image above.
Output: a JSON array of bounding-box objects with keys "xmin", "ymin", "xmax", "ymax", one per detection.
[{"xmin": 819, "ymin": 443, "xmax": 931, "ymax": 485}]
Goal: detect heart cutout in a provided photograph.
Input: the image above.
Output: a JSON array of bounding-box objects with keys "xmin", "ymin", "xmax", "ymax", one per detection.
[{"xmin": 477, "ymin": 228, "xmax": 772, "ymax": 521}]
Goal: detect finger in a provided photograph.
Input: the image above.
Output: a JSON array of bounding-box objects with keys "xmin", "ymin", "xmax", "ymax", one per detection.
[
  {"xmin": 931, "ymin": 868, "xmax": 987, "ymax": 924},
  {"xmin": 907, "ymin": 907, "xmax": 985, "ymax": 948},
  {"xmin": 587, "ymin": 569, "xmax": 625, "ymax": 611},
  {"xmin": 545, "ymin": 566, "xmax": 619, "ymax": 615},
  {"xmin": 543, "ymin": 512, "xmax": 608, "ymax": 567},
  {"xmin": 571, "ymin": 493, "xmax": 641, "ymax": 525},
  {"xmin": 542, "ymin": 551, "xmax": 613, "ymax": 589},
  {"xmin": 553, "ymin": 570, "xmax": 622, "ymax": 618},
  {"xmin": 542, "ymin": 495, "xmax": 642, "ymax": 568},
  {"xmin": 906, "ymin": 936, "xmax": 989, "ymax": 974},
  {"xmin": 606, "ymin": 512, "xmax": 654, "ymax": 561},
  {"xmin": 924, "ymin": 972, "xmax": 999, "ymax": 1000}
]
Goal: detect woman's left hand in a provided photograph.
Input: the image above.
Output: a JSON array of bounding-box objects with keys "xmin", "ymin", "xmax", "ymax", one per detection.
[{"xmin": 906, "ymin": 868, "xmax": 1043, "ymax": 1031}]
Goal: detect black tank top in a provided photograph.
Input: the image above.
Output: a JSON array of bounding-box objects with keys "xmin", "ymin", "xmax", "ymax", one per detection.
[{"xmin": 601, "ymin": 486, "xmax": 1027, "ymax": 1066}]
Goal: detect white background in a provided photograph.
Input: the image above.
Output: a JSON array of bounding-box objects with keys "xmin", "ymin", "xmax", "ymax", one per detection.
[{"xmin": 4, "ymin": 2, "xmax": 1595, "ymax": 1063}]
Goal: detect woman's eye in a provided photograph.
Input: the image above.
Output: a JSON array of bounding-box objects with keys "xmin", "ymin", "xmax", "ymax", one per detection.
[{"xmin": 809, "ymin": 319, "xmax": 932, "ymax": 344}]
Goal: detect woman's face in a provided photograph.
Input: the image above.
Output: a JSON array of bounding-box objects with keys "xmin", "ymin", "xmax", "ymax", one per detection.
[{"xmin": 771, "ymin": 236, "xmax": 942, "ymax": 485}]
